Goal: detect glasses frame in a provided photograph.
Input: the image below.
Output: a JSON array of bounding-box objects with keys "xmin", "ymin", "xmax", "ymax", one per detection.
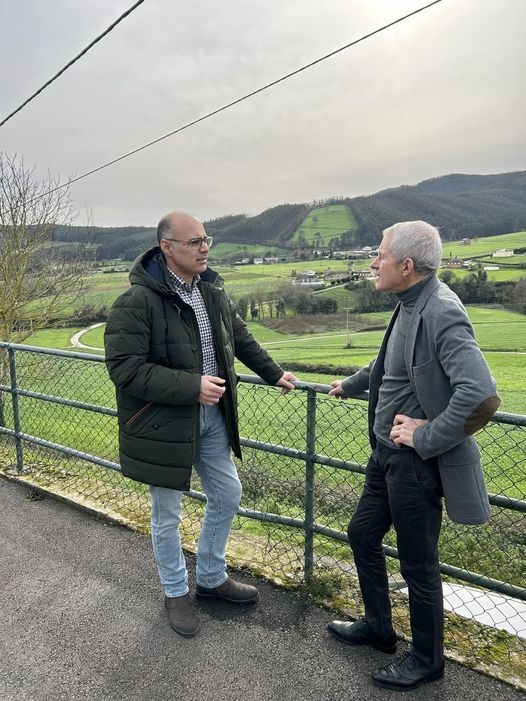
[{"xmin": 162, "ymin": 236, "xmax": 213, "ymax": 249}]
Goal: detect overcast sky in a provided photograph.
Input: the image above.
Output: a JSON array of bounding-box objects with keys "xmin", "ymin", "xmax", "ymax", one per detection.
[{"xmin": 1, "ymin": 0, "xmax": 524, "ymax": 228}]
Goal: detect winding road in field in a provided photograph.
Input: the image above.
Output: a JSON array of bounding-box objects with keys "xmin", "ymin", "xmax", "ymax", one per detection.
[
  {"xmin": 70, "ymin": 322, "xmax": 526, "ymax": 355},
  {"xmin": 70, "ymin": 322, "xmax": 106, "ymax": 351}
]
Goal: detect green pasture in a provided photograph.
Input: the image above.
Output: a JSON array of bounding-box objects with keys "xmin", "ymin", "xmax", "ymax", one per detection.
[
  {"xmin": 209, "ymin": 242, "xmax": 290, "ymax": 262},
  {"xmin": 440, "ymin": 267, "xmax": 526, "ymax": 283},
  {"xmin": 220, "ymin": 258, "xmax": 350, "ymax": 277},
  {"xmin": 24, "ymin": 302, "xmax": 526, "ymax": 415},
  {"xmin": 19, "ymin": 227, "xmax": 526, "ymax": 414},
  {"xmin": 83, "ymin": 271, "xmax": 130, "ymax": 308},
  {"xmin": 291, "ymin": 205, "xmax": 357, "ymax": 246},
  {"xmin": 444, "ymin": 230, "xmax": 526, "ymax": 259}
]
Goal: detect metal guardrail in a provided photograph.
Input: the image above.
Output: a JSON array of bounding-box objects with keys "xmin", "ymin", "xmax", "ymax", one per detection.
[{"xmin": 0, "ymin": 341, "xmax": 525, "ymax": 678}]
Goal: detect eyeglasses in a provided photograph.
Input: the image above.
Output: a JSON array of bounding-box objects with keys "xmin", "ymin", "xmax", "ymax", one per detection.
[{"xmin": 162, "ymin": 236, "xmax": 213, "ymax": 249}]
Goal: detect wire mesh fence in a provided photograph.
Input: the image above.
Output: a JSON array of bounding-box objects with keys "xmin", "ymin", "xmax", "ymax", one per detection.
[{"xmin": 0, "ymin": 342, "xmax": 525, "ymax": 687}]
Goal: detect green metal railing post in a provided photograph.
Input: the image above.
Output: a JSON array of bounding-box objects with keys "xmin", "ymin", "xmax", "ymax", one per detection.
[
  {"xmin": 304, "ymin": 386, "xmax": 317, "ymax": 583},
  {"xmin": 8, "ymin": 347, "xmax": 24, "ymax": 472}
]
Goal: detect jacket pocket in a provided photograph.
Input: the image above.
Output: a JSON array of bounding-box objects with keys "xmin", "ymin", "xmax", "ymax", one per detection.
[{"xmin": 125, "ymin": 402, "xmax": 154, "ymax": 429}]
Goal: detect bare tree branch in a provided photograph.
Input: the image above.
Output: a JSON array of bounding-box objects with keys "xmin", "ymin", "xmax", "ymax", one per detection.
[{"xmin": 0, "ymin": 152, "xmax": 94, "ymax": 343}]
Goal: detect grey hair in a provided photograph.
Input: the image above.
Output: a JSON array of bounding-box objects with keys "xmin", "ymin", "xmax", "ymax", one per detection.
[
  {"xmin": 156, "ymin": 214, "xmax": 173, "ymax": 243},
  {"xmin": 383, "ymin": 220, "xmax": 442, "ymax": 275}
]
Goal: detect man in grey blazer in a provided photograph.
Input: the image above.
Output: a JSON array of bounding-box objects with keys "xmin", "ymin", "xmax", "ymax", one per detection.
[{"xmin": 327, "ymin": 221, "xmax": 500, "ymax": 691}]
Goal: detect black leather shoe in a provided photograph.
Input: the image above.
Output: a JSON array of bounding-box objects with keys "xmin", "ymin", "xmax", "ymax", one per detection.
[
  {"xmin": 328, "ymin": 617, "xmax": 397, "ymax": 654},
  {"xmin": 372, "ymin": 651, "xmax": 445, "ymax": 691},
  {"xmin": 196, "ymin": 577, "xmax": 259, "ymax": 604}
]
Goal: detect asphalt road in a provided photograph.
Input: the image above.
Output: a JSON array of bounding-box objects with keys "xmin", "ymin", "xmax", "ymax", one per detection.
[{"xmin": 1, "ymin": 477, "xmax": 524, "ymax": 701}]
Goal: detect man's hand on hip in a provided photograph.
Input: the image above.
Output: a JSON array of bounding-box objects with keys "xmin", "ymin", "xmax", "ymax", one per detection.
[{"xmin": 390, "ymin": 414, "xmax": 429, "ymax": 448}]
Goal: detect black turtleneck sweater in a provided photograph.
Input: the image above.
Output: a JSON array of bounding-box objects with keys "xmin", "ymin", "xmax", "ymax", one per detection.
[{"xmin": 374, "ymin": 276, "xmax": 433, "ymax": 448}]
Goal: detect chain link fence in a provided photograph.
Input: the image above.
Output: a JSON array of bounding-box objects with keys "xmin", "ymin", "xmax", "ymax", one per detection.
[{"xmin": 0, "ymin": 342, "xmax": 525, "ymax": 688}]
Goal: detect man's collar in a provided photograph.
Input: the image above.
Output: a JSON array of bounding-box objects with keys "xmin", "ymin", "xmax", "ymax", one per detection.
[
  {"xmin": 395, "ymin": 275, "xmax": 434, "ymax": 305},
  {"xmin": 166, "ymin": 267, "xmax": 200, "ymax": 292}
]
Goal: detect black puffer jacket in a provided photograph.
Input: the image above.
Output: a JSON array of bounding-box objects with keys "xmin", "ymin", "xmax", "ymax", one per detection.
[{"xmin": 104, "ymin": 247, "xmax": 284, "ymax": 489}]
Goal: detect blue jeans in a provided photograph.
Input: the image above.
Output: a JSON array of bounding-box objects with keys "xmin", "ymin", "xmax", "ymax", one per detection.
[{"xmin": 150, "ymin": 404, "xmax": 242, "ymax": 598}]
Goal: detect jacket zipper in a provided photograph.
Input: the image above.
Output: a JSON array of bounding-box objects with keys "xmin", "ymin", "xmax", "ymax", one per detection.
[{"xmin": 125, "ymin": 402, "xmax": 153, "ymax": 428}]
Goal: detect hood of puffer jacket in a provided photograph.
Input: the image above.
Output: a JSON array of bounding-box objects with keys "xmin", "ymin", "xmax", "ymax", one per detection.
[{"xmin": 128, "ymin": 245, "xmax": 222, "ymax": 296}]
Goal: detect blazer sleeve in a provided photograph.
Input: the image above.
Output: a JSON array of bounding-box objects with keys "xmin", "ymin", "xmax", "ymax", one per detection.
[
  {"xmin": 340, "ymin": 360, "xmax": 374, "ymax": 397},
  {"xmin": 411, "ymin": 302, "xmax": 500, "ymax": 459}
]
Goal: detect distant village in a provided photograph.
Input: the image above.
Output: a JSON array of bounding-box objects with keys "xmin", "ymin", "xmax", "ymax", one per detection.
[
  {"xmin": 101, "ymin": 238, "xmax": 518, "ymax": 287},
  {"xmin": 233, "ymin": 245, "xmax": 379, "ymax": 288}
]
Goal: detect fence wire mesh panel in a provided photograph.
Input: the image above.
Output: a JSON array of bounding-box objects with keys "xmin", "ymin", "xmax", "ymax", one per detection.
[{"xmin": 0, "ymin": 343, "xmax": 525, "ymax": 686}]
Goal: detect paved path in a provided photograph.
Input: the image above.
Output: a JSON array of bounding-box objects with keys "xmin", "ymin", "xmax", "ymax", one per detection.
[
  {"xmin": 1, "ymin": 477, "xmax": 523, "ymax": 701},
  {"xmin": 69, "ymin": 323, "xmax": 105, "ymax": 351}
]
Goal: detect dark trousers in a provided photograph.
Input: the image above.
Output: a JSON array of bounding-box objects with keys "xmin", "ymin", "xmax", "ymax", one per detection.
[{"xmin": 347, "ymin": 440, "xmax": 444, "ymax": 666}]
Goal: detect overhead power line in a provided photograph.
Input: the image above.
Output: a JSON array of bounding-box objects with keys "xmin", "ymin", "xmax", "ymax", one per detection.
[
  {"xmin": 0, "ymin": 0, "xmax": 147, "ymax": 128},
  {"xmin": 3, "ymin": 0, "xmax": 443, "ymax": 210}
]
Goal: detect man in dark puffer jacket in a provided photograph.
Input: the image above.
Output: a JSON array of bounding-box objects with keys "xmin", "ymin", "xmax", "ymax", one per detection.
[{"xmin": 104, "ymin": 211, "xmax": 298, "ymax": 638}]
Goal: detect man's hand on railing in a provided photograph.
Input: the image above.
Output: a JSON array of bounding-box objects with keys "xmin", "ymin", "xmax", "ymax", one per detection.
[
  {"xmin": 328, "ymin": 380, "xmax": 346, "ymax": 399},
  {"xmin": 276, "ymin": 371, "xmax": 299, "ymax": 395}
]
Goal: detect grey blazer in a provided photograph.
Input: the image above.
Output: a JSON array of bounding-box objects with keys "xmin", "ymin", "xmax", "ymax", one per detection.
[{"xmin": 341, "ymin": 276, "xmax": 500, "ymax": 524}]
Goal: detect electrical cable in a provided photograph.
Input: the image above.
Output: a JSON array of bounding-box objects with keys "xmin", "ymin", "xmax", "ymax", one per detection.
[{"xmin": 0, "ymin": 0, "xmax": 147, "ymax": 128}]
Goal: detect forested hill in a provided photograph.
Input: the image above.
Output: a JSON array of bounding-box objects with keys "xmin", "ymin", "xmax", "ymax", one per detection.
[
  {"xmin": 54, "ymin": 170, "xmax": 526, "ymax": 259},
  {"xmin": 346, "ymin": 171, "xmax": 526, "ymax": 245}
]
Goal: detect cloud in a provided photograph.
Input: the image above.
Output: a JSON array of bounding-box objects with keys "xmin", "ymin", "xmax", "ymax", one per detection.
[{"xmin": 1, "ymin": 0, "xmax": 525, "ymax": 226}]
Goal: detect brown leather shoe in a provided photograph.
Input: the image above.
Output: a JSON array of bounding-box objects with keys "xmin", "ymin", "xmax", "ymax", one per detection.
[
  {"xmin": 164, "ymin": 594, "xmax": 199, "ymax": 637},
  {"xmin": 196, "ymin": 577, "xmax": 259, "ymax": 604}
]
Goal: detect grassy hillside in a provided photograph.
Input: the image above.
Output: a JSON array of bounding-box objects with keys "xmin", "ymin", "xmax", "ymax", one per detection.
[
  {"xmin": 206, "ymin": 203, "xmax": 310, "ymax": 245},
  {"xmin": 210, "ymin": 242, "xmax": 290, "ymax": 262},
  {"xmin": 290, "ymin": 204, "xmax": 357, "ymax": 246},
  {"xmin": 443, "ymin": 230, "xmax": 526, "ymax": 259}
]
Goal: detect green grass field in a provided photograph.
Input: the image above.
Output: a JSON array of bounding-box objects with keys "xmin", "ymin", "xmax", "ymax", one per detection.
[
  {"xmin": 26, "ymin": 301, "xmax": 526, "ymax": 415},
  {"xmin": 444, "ymin": 230, "xmax": 526, "ymax": 259},
  {"xmin": 290, "ymin": 204, "xmax": 358, "ymax": 246},
  {"xmin": 209, "ymin": 242, "xmax": 290, "ymax": 262}
]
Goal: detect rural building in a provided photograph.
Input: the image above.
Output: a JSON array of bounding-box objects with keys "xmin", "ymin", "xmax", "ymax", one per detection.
[
  {"xmin": 445, "ymin": 258, "xmax": 465, "ymax": 269},
  {"xmin": 348, "ymin": 270, "xmax": 376, "ymax": 280},
  {"xmin": 323, "ymin": 270, "xmax": 350, "ymax": 284},
  {"xmin": 292, "ymin": 270, "xmax": 324, "ymax": 287},
  {"xmin": 493, "ymin": 249, "xmax": 514, "ymax": 257}
]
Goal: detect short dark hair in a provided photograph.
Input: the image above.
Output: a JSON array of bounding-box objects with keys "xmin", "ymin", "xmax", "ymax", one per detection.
[{"xmin": 156, "ymin": 214, "xmax": 172, "ymax": 243}]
